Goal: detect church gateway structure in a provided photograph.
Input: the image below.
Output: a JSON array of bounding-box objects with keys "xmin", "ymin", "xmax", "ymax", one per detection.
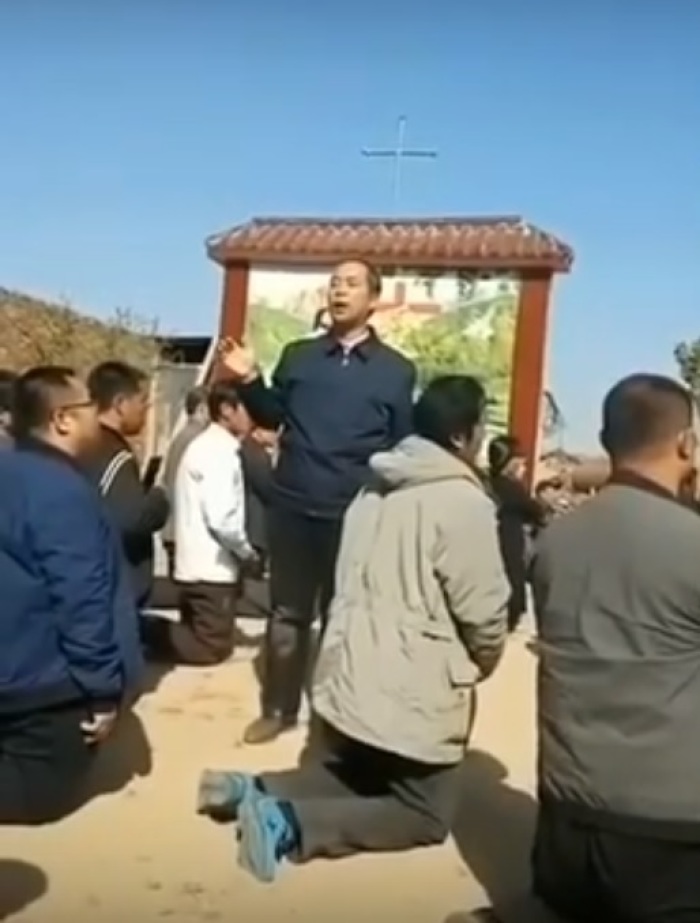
[{"xmin": 206, "ymin": 215, "xmax": 574, "ymax": 481}]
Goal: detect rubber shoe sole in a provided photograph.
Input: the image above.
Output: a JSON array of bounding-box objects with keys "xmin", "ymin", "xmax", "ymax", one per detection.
[
  {"xmin": 237, "ymin": 796, "xmax": 281, "ymax": 883},
  {"xmin": 196, "ymin": 770, "xmax": 256, "ymax": 820}
]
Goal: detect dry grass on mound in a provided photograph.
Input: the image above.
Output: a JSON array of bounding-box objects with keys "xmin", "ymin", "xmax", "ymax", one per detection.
[{"xmin": 0, "ymin": 288, "xmax": 158, "ymax": 373}]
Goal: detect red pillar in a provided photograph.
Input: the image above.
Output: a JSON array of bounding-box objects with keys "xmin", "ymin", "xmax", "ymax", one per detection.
[
  {"xmin": 219, "ymin": 260, "xmax": 250, "ymax": 341},
  {"xmin": 213, "ymin": 260, "xmax": 250, "ymax": 380},
  {"xmin": 508, "ymin": 271, "xmax": 553, "ymax": 486}
]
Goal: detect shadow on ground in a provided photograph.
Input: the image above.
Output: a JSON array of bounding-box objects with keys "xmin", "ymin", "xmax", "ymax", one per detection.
[
  {"xmin": 450, "ymin": 752, "xmax": 565, "ymax": 922},
  {"xmin": 0, "ymin": 860, "xmax": 47, "ymax": 920},
  {"xmin": 452, "ymin": 751, "xmax": 536, "ymax": 903},
  {"xmin": 141, "ymin": 659, "xmax": 174, "ymax": 694},
  {"xmin": 80, "ymin": 709, "xmax": 152, "ymax": 805}
]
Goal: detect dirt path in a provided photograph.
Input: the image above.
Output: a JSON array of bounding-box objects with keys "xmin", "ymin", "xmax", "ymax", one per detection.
[{"xmin": 2, "ymin": 625, "xmax": 538, "ymax": 923}]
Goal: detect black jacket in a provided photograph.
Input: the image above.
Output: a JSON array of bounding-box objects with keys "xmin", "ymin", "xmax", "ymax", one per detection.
[
  {"xmin": 239, "ymin": 437, "xmax": 274, "ymax": 555},
  {"xmin": 84, "ymin": 425, "xmax": 170, "ymax": 608},
  {"xmin": 491, "ymin": 473, "xmax": 546, "ymax": 617}
]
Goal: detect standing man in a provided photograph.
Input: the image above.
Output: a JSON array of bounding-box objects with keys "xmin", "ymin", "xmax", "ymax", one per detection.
[
  {"xmin": 0, "ymin": 369, "xmax": 17, "ymax": 449},
  {"xmin": 487, "ymin": 435, "xmax": 547, "ymax": 632},
  {"xmin": 0, "ymin": 366, "xmax": 142, "ymax": 824},
  {"xmin": 160, "ymin": 385, "xmax": 209, "ymax": 577},
  {"xmin": 530, "ymin": 374, "xmax": 700, "ymax": 923},
  {"xmin": 222, "ymin": 259, "xmax": 416, "ymax": 744},
  {"xmin": 144, "ymin": 380, "xmax": 260, "ymax": 665},
  {"xmin": 86, "ymin": 361, "xmax": 170, "ymax": 609}
]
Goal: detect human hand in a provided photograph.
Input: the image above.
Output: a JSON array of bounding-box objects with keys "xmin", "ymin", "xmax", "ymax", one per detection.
[
  {"xmin": 240, "ymin": 551, "xmax": 266, "ymax": 581},
  {"xmin": 81, "ymin": 709, "xmax": 118, "ymax": 745},
  {"xmin": 250, "ymin": 428, "xmax": 278, "ymax": 451},
  {"xmin": 218, "ymin": 338, "xmax": 258, "ymax": 382}
]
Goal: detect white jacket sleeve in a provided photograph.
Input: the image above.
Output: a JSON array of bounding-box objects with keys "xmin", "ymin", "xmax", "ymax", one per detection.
[{"xmin": 200, "ymin": 445, "xmax": 255, "ymax": 560}]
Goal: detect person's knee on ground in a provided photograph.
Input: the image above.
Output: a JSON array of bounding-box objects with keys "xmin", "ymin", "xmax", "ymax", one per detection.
[
  {"xmin": 5, "ymin": 787, "xmax": 87, "ymax": 826},
  {"xmin": 1, "ymin": 746, "xmax": 97, "ymax": 826},
  {"xmin": 143, "ymin": 614, "xmax": 234, "ymax": 666},
  {"xmin": 179, "ymin": 632, "xmax": 234, "ymax": 666}
]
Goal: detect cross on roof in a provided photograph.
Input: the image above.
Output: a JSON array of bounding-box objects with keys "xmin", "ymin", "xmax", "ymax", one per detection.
[{"xmin": 361, "ymin": 116, "xmax": 438, "ymax": 210}]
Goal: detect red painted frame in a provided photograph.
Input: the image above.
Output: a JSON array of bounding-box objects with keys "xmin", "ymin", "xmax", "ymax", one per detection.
[{"xmin": 215, "ymin": 261, "xmax": 559, "ymax": 486}]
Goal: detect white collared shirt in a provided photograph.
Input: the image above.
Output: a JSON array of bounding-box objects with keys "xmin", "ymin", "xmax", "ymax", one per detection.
[{"xmin": 174, "ymin": 423, "xmax": 254, "ymax": 584}]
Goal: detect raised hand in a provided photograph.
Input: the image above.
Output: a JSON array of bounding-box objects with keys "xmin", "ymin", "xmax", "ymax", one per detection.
[{"xmin": 218, "ymin": 338, "xmax": 258, "ymax": 382}]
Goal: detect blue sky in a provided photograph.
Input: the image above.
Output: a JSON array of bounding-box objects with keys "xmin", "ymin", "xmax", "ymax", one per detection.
[{"xmin": 1, "ymin": 1, "xmax": 698, "ymax": 448}]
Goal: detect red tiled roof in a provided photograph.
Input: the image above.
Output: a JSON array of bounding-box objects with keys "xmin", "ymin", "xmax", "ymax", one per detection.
[{"xmin": 206, "ymin": 216, "xmax": 573, "ymax": 272}]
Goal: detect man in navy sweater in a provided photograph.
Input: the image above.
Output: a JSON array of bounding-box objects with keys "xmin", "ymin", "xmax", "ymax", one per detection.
[
  {"xmin": 221, "ymin": 259, "xmax": 416, "ymax": 743},
  {"xmin": 0, "ymin": 366, "xmax": 143, "ymax": 824}
]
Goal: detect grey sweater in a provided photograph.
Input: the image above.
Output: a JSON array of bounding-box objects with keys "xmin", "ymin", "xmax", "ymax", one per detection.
[{"xmin": 533, "ymin": 472, "xmax": 700, "ymax": 839}]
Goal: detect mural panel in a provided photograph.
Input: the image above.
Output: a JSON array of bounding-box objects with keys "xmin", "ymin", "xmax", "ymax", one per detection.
[{"xmin": 246, "ymin": 266, "xmax": 520, "ymax": 432}]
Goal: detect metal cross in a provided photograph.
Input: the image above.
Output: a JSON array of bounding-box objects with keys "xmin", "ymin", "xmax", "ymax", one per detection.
[{"xmin": 361, "ymin": 115, "xmax": 438, "ymax": 210}]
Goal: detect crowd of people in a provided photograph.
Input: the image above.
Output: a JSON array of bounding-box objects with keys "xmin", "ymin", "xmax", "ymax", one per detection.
[{"xmin": 1, "ymin": 258, "xmax": 698, "ymax": 923}]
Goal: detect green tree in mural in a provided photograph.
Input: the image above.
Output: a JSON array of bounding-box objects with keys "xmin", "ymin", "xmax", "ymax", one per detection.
[
  {"xmin": 392, "ymin": 295, "xmax": 516, "ymax": 430},
  {"xmin": 246, "ymin": 300, "xmax": 308, "ymax": 372},
  {"xmin": 398, "ymin": 295, "xmax": 514, "ymax": 371}
]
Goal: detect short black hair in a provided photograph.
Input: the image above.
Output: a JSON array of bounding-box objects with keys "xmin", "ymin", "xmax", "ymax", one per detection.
[
  {"xmin": 0, "ymin": 369, "xmax": 17, "ymax": 416},
  {"xmin": 13, "ymin": 365, "xmax": 77, "ymax": 438},
  {"xmin": 87, "ymin": 361, "xmax": 147, "ymax": 411},
  {"xmin": 413, "ymin": 375, "xmax": 486, "ymax": 450},
  {"xmin": 601, "ymin": 373, "xmax": 693, "ymax": 460},
  {"xmin": 184, "ymin": 385, "xmax": 208, "ymax": 417},
  {"xmin": 488, "ymin": 434, "xmax": 521, "ymax": 475},
  {"xmin": 207, "ymin": 378, "xmax": 241, "ymax": 422}
]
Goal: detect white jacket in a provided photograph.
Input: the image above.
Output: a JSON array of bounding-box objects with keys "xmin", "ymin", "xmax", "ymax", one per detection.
[{"xmin": 174, "ymin": 423, "xmax": 254, "ymax": 584}]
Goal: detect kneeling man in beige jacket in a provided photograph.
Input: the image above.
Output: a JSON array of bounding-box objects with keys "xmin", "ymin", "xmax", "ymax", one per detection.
[{"xmin": 197, "ymin": 375, "xmax": 510, "ymax": 882}]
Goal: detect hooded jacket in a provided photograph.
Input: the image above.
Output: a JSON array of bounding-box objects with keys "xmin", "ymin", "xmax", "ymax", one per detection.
[{"xmin": 313, "ymin": 435, "xmax": 509, "ymax": 765}]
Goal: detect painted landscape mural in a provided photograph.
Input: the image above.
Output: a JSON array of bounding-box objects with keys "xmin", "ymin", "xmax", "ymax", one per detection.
[{"xmin": 246, "ymin": 267, "xmax": 520, "ymax": 432}]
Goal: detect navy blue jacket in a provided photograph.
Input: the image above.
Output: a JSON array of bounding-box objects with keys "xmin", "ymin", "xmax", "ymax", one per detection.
[
  {"xmin": 0, "ymin": 440, "xmax": 144, "ymax": 715},
  {"xmin": 239, "ymin": 331, "xmax": 416, "ymax": 518}
]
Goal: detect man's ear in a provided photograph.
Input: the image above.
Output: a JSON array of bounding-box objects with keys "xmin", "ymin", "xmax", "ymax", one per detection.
[
  {"xmin": 113, "ymin": 394, "xmax": 128, "ymax": 416},
  {"xmin": 678, "ymin": 428, "xmax": 696, "ymax": 462},
  {"xmin": 53, "ymin": 409, "xmax": 71, "ymax": 437}
]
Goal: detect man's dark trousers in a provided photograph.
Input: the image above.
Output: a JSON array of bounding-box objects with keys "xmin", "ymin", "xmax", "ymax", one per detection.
[
  {"xmin": 533, "ymin": 800, "xmax": 700, "ymax": 923},
  {"xmin": 258, "ymin": 725, "xmax": 460, "ymax": 860},
  {"xmin": 0, "ymin": 702, "xmax": 95, "ymax": 825},
  {"xmin": 261, "ymin": 507, "xmax": 343, "ymax": 721}
]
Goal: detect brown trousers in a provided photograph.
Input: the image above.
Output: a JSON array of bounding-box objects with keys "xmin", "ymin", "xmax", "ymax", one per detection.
[{"xmin": 160, "ymin": 582, "xmax": 239, "ymax": 666}]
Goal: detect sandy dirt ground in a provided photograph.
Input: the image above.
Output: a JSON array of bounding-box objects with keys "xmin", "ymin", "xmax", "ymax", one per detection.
[{"xmin": 2, "ymin": 621, "xmax": 543, "ymax": 923}]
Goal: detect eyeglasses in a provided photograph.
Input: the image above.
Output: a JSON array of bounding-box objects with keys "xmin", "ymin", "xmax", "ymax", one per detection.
[{"xmin": 55, "ymin": 400, "xmax": 95, "ymax": 412}]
